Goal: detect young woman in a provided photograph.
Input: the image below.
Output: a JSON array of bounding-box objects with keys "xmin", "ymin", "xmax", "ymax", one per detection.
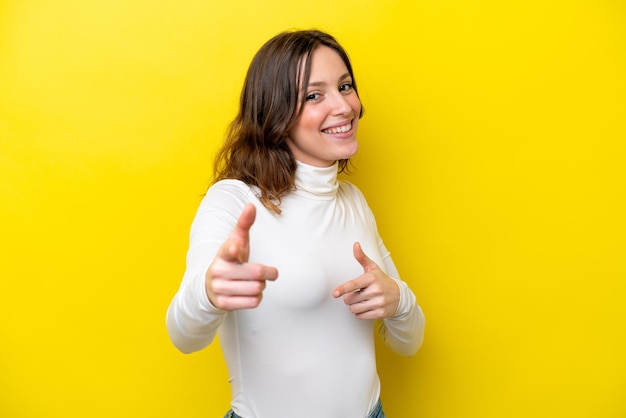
[{"xmin": 166, "ymin": 29, "xmax": 425, "ymax": 418}]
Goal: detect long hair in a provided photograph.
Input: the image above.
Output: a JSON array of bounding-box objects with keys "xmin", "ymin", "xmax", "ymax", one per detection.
[{"xmin": 212, "ymin": 29, "xmax": 363, "ymax": 214}]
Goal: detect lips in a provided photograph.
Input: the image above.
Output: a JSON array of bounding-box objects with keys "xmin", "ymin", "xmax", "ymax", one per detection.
[{"xmin": 321, "ymin": 122, "xmax": 352, "ymax": 134}]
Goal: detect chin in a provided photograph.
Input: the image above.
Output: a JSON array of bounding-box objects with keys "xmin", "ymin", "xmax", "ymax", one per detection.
[{"xmin": 341, "ymin": 142, "xmax": 359, "ymax": 160}]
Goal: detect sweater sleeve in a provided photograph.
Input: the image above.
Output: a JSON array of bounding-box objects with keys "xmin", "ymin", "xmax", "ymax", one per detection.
[
  {"xmin": 165, "ymin": 181, "xmax": 251, "ymax": 354},
  {"xmin": 376, "ymin": 251, "xmax": 426, "ymax": 356}
]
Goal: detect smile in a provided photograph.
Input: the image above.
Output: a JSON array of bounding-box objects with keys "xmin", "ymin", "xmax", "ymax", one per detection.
[{"xmin": 322, "ymin": 122, "xmax": 352, "ymax": 134}]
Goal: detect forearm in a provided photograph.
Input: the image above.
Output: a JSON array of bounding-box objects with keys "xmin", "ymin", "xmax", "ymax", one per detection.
[
  {"xmin": 166, "ymin": 268, "xmax": 226, "ymax": 354},
  {"xmin": 378, "ymin": 278, "xmax": 425, "ymax": 356}
]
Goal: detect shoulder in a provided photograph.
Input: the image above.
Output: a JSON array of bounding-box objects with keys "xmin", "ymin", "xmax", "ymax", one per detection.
[
  {"xmin": 195, "ymin": 180, "xmax": 258, "ymax": 222},
  {"xmin": 206, "ymin": 179, "xmax": 256, "ymax": 203},
  {"xmin": 338, "ymin": 180, "xmax": 377, "ymax": 221},
  {"xmin": 338, "ymin": 179, "xmax": 368, "ymax": 203}
]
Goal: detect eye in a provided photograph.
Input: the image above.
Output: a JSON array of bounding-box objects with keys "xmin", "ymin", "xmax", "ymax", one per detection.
[
  {"xmin": 339, "ymin": 82, "xmax": 354, "ymax": 93},
  {"xmin": 305, "ymin": 92, "xmax": 321, "ymax": 101}
]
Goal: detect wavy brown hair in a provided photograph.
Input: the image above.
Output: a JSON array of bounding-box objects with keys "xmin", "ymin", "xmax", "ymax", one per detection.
[{"xmin": 212, "ymin": 29, "xmax": 363, "ymax": 214}]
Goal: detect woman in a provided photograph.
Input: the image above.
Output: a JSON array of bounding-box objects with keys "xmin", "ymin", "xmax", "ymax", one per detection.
[{"xmin": 166, "ymin": 29, "xmax": 425, "ymax": 418}]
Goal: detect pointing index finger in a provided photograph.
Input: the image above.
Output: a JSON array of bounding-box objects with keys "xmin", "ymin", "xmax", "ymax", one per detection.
[{"xmin": 333, "ymin": 280, "xmax": 365, "ymax": 298}]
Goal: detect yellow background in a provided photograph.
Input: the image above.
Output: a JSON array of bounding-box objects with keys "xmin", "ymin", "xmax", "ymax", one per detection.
[{"xmin": 1, "ymin": 0, "xmax": 625, "ymax": 417}]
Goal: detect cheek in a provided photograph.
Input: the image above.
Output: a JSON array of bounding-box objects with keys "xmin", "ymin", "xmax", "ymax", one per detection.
[
  {"xmin": 298, "ymin": 109, "xmax": 327, "ymax": 132},
  {"xmin": 351, "ymin": 96, "xmax": 362, "ymax": 115}
]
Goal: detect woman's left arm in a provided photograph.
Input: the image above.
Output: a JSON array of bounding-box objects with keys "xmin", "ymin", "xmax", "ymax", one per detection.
[
  {"xmin": 334, "ymin": 183, "xmax": 425, "ymax": 355},
  {"xmin": 333, "ymin": 242, "xmax": 425, "ymax": 356}
]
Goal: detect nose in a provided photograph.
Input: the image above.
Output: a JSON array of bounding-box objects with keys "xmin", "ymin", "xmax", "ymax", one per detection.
[{"xmin": 329, "ymin": 92, "xmax": 354, "ymax": 116}]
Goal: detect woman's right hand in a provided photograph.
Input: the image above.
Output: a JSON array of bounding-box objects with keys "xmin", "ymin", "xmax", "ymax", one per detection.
[{"xmin": 205, "ymin": 203, "xmax": 279, "ymax": 311}]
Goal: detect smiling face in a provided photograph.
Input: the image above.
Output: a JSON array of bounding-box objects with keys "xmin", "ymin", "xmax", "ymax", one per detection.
[{"xmin": 286, "ymin": 46, "xmax": 362, "ymax": 167}]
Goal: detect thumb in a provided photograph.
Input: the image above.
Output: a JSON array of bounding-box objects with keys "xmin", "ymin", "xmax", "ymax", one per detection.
[{"xmin": 353, "ymin": 242, "xmax": 378, "ymax": 272}]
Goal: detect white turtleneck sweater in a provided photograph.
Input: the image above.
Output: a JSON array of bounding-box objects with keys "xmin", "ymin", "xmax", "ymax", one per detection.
[{"xmin": 166, "ymin": 161, "xmax": 425, "ymax": 418}]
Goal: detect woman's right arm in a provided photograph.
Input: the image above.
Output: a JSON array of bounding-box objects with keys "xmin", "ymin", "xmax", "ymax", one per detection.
[{"xmin": 166, "ymin": 183, "xmax": 278, "ymax": 354}]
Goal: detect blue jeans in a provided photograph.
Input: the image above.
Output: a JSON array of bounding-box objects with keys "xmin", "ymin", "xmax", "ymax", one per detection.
[{"xmin": 223, "ymin": 398, "xmax": 386, "ymax": 418}]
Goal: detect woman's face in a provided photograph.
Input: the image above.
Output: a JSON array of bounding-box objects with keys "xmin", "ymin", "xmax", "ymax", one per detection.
[{"xmin": 287, "ymin": 46, "xmax": 362, "ymax": 167}]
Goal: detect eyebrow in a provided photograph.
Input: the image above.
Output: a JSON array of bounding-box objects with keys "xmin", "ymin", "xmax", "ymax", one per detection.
[{"xmin": 307, "ymin": 72, "xmax": 352, "ymax": 88}]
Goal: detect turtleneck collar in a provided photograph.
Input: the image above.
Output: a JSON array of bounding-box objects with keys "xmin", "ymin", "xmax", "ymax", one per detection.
[{"xmin": 293, "ymin": 160, "xmax": 339, "ymax": 199}]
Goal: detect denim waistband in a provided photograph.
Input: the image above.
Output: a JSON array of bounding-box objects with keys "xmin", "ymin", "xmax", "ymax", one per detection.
[{"xmin": 223, "ymin": 398, "xmax": 385, "ymax": 418}]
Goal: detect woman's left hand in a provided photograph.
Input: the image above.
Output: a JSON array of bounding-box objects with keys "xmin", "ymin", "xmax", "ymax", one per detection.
[{"xmin": 333, "ymin": 242, "xmax": 400, "ymax": 320}]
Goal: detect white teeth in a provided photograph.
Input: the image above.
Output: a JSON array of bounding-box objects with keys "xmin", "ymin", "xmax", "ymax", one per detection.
[{"xmin": 323, "ymin": 123, "xmax": 351, "ymax": 134}]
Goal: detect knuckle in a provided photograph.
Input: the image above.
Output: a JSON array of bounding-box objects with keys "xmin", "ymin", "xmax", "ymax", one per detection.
[
  {"xmin": 213, "ymin": 295, "xmax": 228, "ymax": 310},
  {"xmin": 207, "ymin": 261, "xmax": 226, "ymax": 277},
  {"xmin": 251, "ymin": 294, "xmax": 263, "ymax": 308}
]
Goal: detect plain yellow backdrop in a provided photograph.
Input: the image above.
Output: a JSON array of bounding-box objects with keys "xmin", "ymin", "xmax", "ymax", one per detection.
[{"xmin": 1, "ymin": 0, "xmax": 624, "ymax": 417}]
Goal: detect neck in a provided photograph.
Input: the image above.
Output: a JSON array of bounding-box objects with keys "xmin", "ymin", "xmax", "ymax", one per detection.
[{"xmin": 293, "ymin": 160, "xmax": 339, "ymax": 199}]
